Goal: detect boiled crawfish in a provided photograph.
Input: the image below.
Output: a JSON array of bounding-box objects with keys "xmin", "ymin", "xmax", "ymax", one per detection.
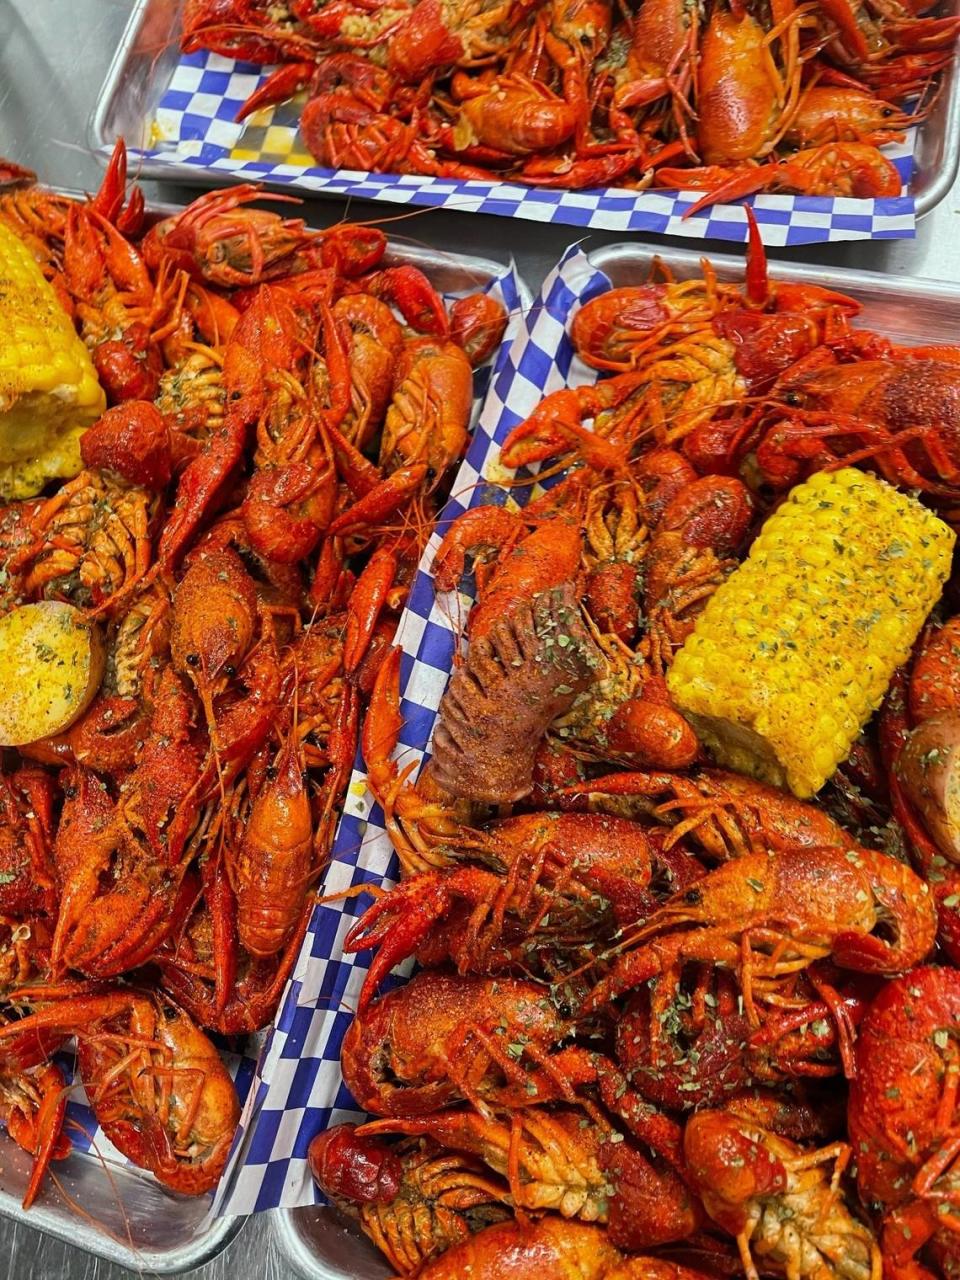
[
  {"xmin": 0, "ymin": 990, "xmax": 239, "ymax": 1195},
  {"xmin": 308, "ymin": 1123, "xmax": 512, "ymax": 1273},
  {"xmin": 584, "ymin": 845, "xmax": 935, "ymax": 1012},
  {"xmin": 685, "ymin": 1106, "xmax": 880, "ymax": 1280},
  {"xmin": 848, "ymin": 966, "xmax": 960, "ymax": 1280}
]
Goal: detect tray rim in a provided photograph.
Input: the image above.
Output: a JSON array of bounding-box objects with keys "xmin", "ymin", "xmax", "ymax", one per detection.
[
  {"xmin": 585, "ymin": 239, "xmax": 960, "ymax": 299},
  {"xmin": 0, "ymin": 1177, "xmax": 244, "ymax": 1275},
  {"xmin": 275, "ymin": 1206, "xmax": 387, "ymax": 1280},
  {"xmin": 87, "ymin": 0, "xmax": 960, "ymax": 223}
]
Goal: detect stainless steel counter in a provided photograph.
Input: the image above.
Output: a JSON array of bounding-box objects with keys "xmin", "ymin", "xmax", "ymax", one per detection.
[{"xmin": 2, "ymin": 0, "xmax": 959, "ymax": 1276}]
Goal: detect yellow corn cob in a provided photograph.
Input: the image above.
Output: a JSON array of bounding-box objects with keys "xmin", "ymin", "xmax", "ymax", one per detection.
[
  {"xmin": 666, "ymin": 467, "xmax": 956, "ymax": 798},
  {"xmin": 0, "ymin": 220, "xmax": 105, "ymax": 499}
]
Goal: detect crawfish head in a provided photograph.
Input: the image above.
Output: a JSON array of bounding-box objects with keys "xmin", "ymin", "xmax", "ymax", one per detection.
[
  {"xmin": 0, "ymin": 991, "xmax": 240, "ymax": 1195},
  {"xmin": 92, "ymin": 326, "xmax": 164, "ymax": 407},
  {"xmin": 684, "ymin": 1106, "xmax": 880, "ymax": 1278},
  {"xmin": 386, "ymin": 0, "xmax": 467, "ymax": 83},
  {"xmin": 188, "ymin": 207, "xmax": 318, "ymax": 288},
  {"xmin": 449, "ymin": 293, "xmax": 508, "ymax": 367},
  {"xmin": 171, "ymin": 547, "xmax": 258, "ymax": 715},
  {"xmin": 570, "ymin": 285, "xmax": 672, "ymax": 371},
  {"xmin": 458, "ymin": 77, "xmax": 577, "ymax": 158},
  {"xmin": 632, "ymin": 449, "xmax": 698, "ymax": 523},
  {"xmin": 311, "ymin": 1125, "xmax": 512, "ymax": 1274},
  {"xmin": 76, "ymin": 994, "xmax": 241, "ymax": 1195},
  {"xmin": 586, "ymin": 845, "xmax": 936, "ymax": 1013},
  {"xmin": 488, "ymin": 810, "xmax": 657, "ymax": 924},
  {"xmin": 240, "ymin": 461, "xmax": 335, "ymax": 564},
  {"xmin": 379, "ymin": 337, "xmax": 473, "ymax": 479},
  {"xmin": 142, "ymin": 184, "xmax": 315, "ymax": 287},
  {"xmin": 696, "ymin": 8, "xmax": 788, "ymax": 167},
  {"xmin": 657, "ymin": 475, "xmax": 754, "ymax": 554},
  {"xmin": 80, "ymin": 400, "xmax": 173, "ymax": 491},
  {"xmin": 308, "ymin": 1123, "xmax": 404, "ymax": 1204},
  {"xmin": 390, "ymin": 1217, "xmax": 716, "ymax": 1280},
  {"xmin": 340, "ymin": 971, "xmax": 576, "ymax": 1116},
  {"xmin": 769, "ymin": 358, "xmax": 960, "ymax": 480},
  {"xmin": 320, "ymin": 222, "xmax": 387, "ymax": 277},
  {"xmin": 685, "ymin": 1110, "xmax": 788, "ymax": 1237}
]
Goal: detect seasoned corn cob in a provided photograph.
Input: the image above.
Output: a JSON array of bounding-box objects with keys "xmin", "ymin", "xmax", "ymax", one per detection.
[
  {"xmin": 0, "ymin": 220, "xmax": 105, "ymax": 499},
  {"xmin": 667, "ymin": 467, "xmax": 955, "ymax": 798}
]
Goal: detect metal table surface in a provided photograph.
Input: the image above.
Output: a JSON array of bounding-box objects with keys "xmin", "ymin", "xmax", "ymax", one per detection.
[{"xmin": 1, "ymin": 0, "xmax": 959, "ymax": 1277}]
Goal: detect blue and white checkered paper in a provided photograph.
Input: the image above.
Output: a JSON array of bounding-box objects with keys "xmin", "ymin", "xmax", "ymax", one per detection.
[
  {"xmin": 140, "ymin": 48, "xmax": 918, "ymax": 246},
  {"xmin": 210, "ymin": 256, "xmax": 563, "ymax": 1215}
]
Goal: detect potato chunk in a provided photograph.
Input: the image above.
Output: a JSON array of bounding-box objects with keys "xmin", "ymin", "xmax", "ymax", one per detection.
[
  {"xmin": 897, "ymin": 711, "xmax": 960, "ymax": 863},
  {"xmin": 0, "ymin": 602, "xmax": 104, "ymax": 745}
]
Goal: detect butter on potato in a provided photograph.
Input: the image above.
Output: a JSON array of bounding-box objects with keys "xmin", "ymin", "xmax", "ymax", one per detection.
[{"xmin": 0, "ymin": 602, "xmax": 105, "ymax": 745}]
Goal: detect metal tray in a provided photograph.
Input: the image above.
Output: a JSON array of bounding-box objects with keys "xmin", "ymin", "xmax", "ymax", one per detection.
[
  {"xmin": 279, "ymin": 1207, "xmax": 389, "ymax": 1280},
  {"xmin": 0, "ymin": 187, "xmax": 526, "ymax": 1274},
  {"xmin": 270, "ymin": 241, "xmax": 960, "ymax": 1280},
  {"xmin": 89, "ymin": 0, "xmax": 960, "ymax": 221},
  {"xmin": 0, "ymin": 1144, "xmax": 241, "ymax": 1273}
]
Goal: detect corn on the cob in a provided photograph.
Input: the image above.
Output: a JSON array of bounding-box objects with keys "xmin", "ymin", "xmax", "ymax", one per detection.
[
  {"xmin": 0, "ymin": 220, "xmax": 105, "ymax": 499},
  {"xmin": 667, "ymin": 467, "xmax": 955, "ymax": 798}
]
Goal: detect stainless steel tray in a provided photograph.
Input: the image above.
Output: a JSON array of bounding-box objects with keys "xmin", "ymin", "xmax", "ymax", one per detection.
[
  {"xmin": 0, "ymin": 1143, "xmax": 241, "ymax": 1273},
  {"xmin": 89, "ymin": 0, "xmax": 960, "ymax": 221},
  {"xmin": 279, "ymin": 1207, "xmax": 389, "ymax": 1280},
  {"xmin": 0, "ymin": 188, "xmax": 526, "ymax": 1274},
  {"xmin": 271, "ymin": 241, "xmax": 960, "ymax": 1280}
]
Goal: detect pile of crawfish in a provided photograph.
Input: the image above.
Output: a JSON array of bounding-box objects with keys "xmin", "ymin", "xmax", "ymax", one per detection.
[
  {"xmin": 306, "ymin": 220, "xmax": 960, "ymax": 1280},
  {"xmin": 182, "ymin": 0, "xmax": 960, "ymax": 205},
  {"xmin": 0, "ymin": 140, "xmax": 506, "ymax": 1205}
]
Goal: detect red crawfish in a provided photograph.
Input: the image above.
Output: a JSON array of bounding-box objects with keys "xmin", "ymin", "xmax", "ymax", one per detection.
[
  {"xmin": 848, "ymin": 966, "xmax": 960, "ymax": 1280},
  {"xmin": 235, "ymin": 728, "xmax": 314, "ymax": 959},
  {"xmin": 0, "ymin": 990, "xmax": 240, "ymax": 1196},
  {"xmin": 583, "ymin": 846, "xmax": 936, "ymax": 1021}
]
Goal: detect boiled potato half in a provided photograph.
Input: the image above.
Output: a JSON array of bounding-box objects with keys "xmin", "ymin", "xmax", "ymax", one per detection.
[
  {"xmin": 0, "ymin": 602, "xmax": 105, "ymax": 745},
  {"xmin": 897, "ymin": 710, "xmax": 960, "ymax": 864}
]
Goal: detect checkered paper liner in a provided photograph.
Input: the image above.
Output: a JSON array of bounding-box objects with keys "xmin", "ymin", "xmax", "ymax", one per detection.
[
  {"xmin": 206, "ymin": 259, "xmax": 535, "ymax": 1215},
  {"xmin": 142, "ymin": 48, "xmax": 918, "ymax": 246},
  {"xmin": 212, "ymin": 245, "xmax": 606, "ymax": 1217}
]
